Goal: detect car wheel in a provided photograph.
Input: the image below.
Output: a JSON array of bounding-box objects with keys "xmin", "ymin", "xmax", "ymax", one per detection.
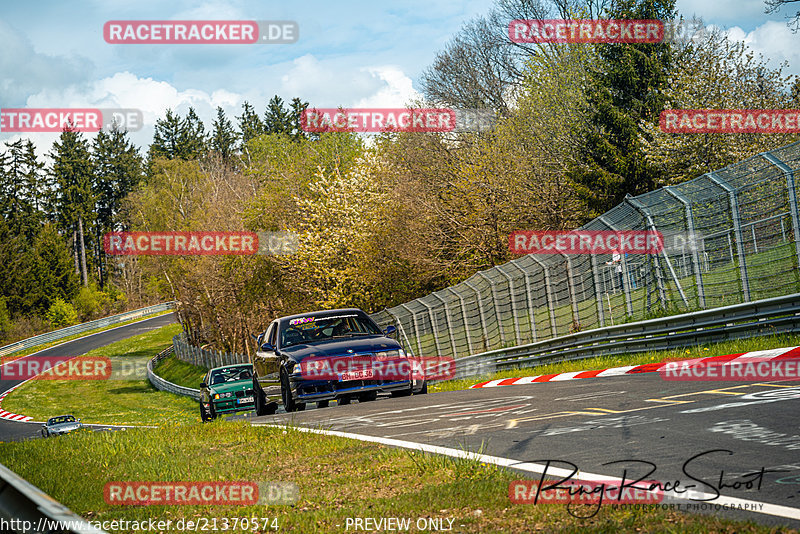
[
  {"xmin": 209, "ymin": 403, "xmax": 217, "ymax": 420},
  {"xmin": 415, "ymin": 381, "xmax": 428, "ymax": 395},
  {"xmin": 359, "ymin": 391, "xmax": 378, "ymax": 402},
  {"xmin": 338, "ymin": 395, "xmax": 351, "ymax": 405},
  {"xmin": 280, "ymin": 369, "xmax": 305, "ymax": 412},
  {"xmin": 254, "ymin": 380, "xmax": 270, "ymax": 416},
  {"xmin": 317, "ymin": 400, "xmax": 329, "ymax": 408},
  {"xmin": 200, "ymin": 403, "xmax": 210, "ymax": 422}
]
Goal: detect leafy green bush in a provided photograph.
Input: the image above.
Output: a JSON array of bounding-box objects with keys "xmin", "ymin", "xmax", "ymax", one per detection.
[
  {"xmin": 73, "ymin": 284, "xmax": 112, "ymax": 321},
  {"xmin": 45, "ymin": 298, "xmax": 78, "ymax": 328}
]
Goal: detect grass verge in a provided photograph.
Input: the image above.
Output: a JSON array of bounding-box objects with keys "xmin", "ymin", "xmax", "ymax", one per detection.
[
  {"xmin": 431, "ymin": 331, "xmax": 800, "ymax": 393},
  {"xmin": 2, "ymin": 323, "xmax": 197, "ymax": 425},
  {"xmin": 0, "ymin": 421, "xmax": 789, "ymax": 533}
]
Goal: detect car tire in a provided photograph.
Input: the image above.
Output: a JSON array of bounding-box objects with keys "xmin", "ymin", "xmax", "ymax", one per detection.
[
  {"xmin": 359, "ymin": 391, "xmax": 378, "ymax": 402},
  {"xmin": 200, "ymin": 403, "xmax": 210, "ymax": 422},
  {"xmin": 254, "ymin": 380, "xmax": 270, "ymax": 416},
  {"xmin": 391, "ymin": 385, "xmax": 413, "ymax": 397},
  {"xmin": 338, "ymin": 395, "xmax": 351, "ymax": 405},
  {"xmin": 209, "ymin": 403, "xmax": 217, "ymax": 420},
  {"xmin": 317, "ymin": 400, "xmax": 329, "ymax": 408},
  {"xmin": 415, "ymin": 381, "xmax": 428, "ymax": 395},
  {"xmin": 280, "ymin": 369, "xmax": 305, "ymax": 412}
]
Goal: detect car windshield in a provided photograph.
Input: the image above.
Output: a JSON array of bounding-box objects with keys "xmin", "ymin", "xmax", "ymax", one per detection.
[
  {"xmin": 209, "ymin": 366, "xmax": 252, "ymax": 385},
  {"xmin": 49, "ymin": 415, "xmax": 76, "ymax": 425},
  {"xmin": 281, "ymin": 314, "xmax": 382, "ymax": 347}
]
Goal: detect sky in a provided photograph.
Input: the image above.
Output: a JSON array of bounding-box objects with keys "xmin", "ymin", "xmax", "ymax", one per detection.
[{"xmin": 1, "ymin": 0, "xmax": 799, "ymax": 155}]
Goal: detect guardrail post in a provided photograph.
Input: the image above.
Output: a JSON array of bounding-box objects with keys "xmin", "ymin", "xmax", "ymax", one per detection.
[
  {"xmin": 419, "ymin": 299, "xmax": 444, "ymax": 358},
  {"xmin": 625, "ymin": 196, "xmax": 690, "ymax": 309},
  {"xmin": 707, "ymin": 172, "xmax": 751, "ymax": 302},
  {"xmin": 508, "ymin": 260, "xmax": 537, "ymax": 342},
  {"xmin": 589, "ymin": 253, "xmax": 606, "ymax": 327},
  {"xmin": 463, "ymin": 280, "xmax": 491, "ymax": 350},
  {"xmin": 447, "ymin": 287, "xmax": 476, "ymax": 354},
  {"xmin": 598, "ymin": 215, "xmax": 636, "ymax": 316},
  {"xmin": 432, "ymin": 292, "xmax": 458, "ymax": 357},
  {"xmin": 400, "ymin": 303, "xmax": 425, "ymax": 358},
  {"xmin": 528, "ymin": 256, "xmax": 558, "ymax": 337},
  {"xmin": 763, "ymin": 152, "xmax": 800, "ymax": 272},
  {"xmin": 665, "ymin": 186, "xmax": 706, "ymax": 309},
  {"xmin": 475, "ymin": 272, "xmax": 507, "ymax": 347}
]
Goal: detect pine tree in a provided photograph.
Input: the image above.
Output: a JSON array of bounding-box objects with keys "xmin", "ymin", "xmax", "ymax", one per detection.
[
  {"xmin": 289, "ymin": 97, "xmax": 310, "ymax": 142},
  {"xmin": 210, "ymin": 106, "xmax": 239, "ymax": 161},
  {"xmin": 50, "ymin": 126, "xmax": 95, "ymax": 286},
  {"xmin": 0, "ymin": 140, "xmax": 44, "ymax": 239},
  {"xmin": 237, "ymin": 101, "xmax": 264, "ymax": 149},
  {"xmin": 93, "ymin": 124, "xmax": 143, "ymax": 287},
  {"xmin": 264, "ymin": 95, "xmax": 291, "ymax": 135},
  {"xmin": 568, "ymin": 0, "xmax": 676, "ymax": 217}
]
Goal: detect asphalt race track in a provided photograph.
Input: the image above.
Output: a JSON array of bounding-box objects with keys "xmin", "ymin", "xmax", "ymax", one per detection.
[
  {"xmin": 252, "ymin": 374, "xmax": 800, "ymax": 528},
  {"xmin": 0, "ymin": 313, "xmax": 177, "ymax": 442}
]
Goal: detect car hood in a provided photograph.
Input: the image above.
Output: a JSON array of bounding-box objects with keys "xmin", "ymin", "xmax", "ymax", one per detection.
[
  {"xmin": 282, "ymin": 336, "xmax": 402, "ymax": 361},
  {"xmin": 50, "ymin": 423, "xmax": 81, "ymax": 432},
  {"xmin": 210, "ymin": 379, "xmax": 253, "ymax": 395}
]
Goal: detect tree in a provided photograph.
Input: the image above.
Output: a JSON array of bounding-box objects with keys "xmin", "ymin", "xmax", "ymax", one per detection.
[
  {"xmin": 264, "ymin": 96, "xmax": 291, "ymax": 135},
  {"xmin": 288, "ymin": 97, "xmax": 310, "ymax": 142},
  {"xmin": 0, "ymin": 139, "xmax": 45, "ymax": 240},
  {"xmin": 50, "ymin": 126, "xmax": 95, "ymax": 286},
  {"xmin": 567, "ymin": 0, "xmax": 677, "ymax": 218},
  {"xmin": 149, "ymin": 108, "xmax": 207, "ymax": 162},
  {"xmin": 765, "ymin": 0, "xmax": 800, "ymax": 31},
  {"xmin": 210, "ymin": 107, "xmax": 239, "ymax": 162},
  {"xmin": 237, "ymin": 101, "xmax": 264, "ymax": 150},
  {"xmin": 93, "ymin": 124, "xmax": 143, "ymax": 287}
]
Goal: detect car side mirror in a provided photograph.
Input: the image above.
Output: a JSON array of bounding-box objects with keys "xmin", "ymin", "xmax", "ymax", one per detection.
[
  {"xmin": 383, "ymin": 325, "xmax": 397, "ymax": 337},
  {"xmin": 260, "ymin": 342, "xmax": 275, "ymax": 352},
  {"xmin": 200, "ymin": 382, "xmax": 207, "ymax": 389}
]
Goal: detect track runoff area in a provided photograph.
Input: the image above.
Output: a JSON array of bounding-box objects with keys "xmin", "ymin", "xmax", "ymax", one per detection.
[{"xmin": 252, "ymin": 346, "xmax": 800, "ymax": 528}]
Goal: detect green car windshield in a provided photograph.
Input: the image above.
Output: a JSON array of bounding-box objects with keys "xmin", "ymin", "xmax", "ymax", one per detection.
[
  {"xmin": 281, "ymin": 314, "xmax": 382, "ymax": 347},
  {"xmin": 209, "ymin": 366, "xmax": 252, "ymax": 385}
]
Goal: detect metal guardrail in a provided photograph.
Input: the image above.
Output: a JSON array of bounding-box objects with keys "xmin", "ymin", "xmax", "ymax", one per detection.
[
  {"xmin": 147, "ymin": 346, "xmax": 201, "ymax": 401},
  {"xmin": 0, "ymin": 302, "xmax": 176, "ymax": 358},
  {"xmin": 453, "ymin": 292, "xmax": 800, "ymax": 379},
  {"xmin": 172, "ymin": 333, "xmax": 248, "ymax": 368},
  {"xmin": 0, "ymin": 461, "xmax": 106, "ymax": 534}
]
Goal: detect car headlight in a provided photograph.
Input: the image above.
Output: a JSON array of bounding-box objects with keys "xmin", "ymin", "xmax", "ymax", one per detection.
[{"xmin": 375, "ymin": 349, "xmax": 404, "ymax": 359}]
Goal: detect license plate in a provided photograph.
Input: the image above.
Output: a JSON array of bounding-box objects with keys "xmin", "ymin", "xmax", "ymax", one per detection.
[
  {"xmin": 339, "ymin": 369, "xmax": 374, "ymax": 381},
  {"xmin": 237, "ymin": 396, "xmax": 254, "ymax": 404}
]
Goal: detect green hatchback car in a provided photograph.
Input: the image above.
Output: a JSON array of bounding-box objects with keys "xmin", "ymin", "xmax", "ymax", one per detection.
[{"xmin": 199, "ymin": 363, "xmax": 258, "ymax": 421}]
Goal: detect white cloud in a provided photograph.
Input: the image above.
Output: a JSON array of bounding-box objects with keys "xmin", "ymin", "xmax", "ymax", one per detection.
[{"xmin": 722, "ymin": 20, "xmax": 800, "ymax": 76}]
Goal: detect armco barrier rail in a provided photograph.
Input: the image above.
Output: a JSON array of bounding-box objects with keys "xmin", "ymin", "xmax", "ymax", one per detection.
[
  {"xmin": 453, "ymin": 292, "xmax": 800, "ymax": 379},
  {"xmin": 147, "ymin": 346, "xmax": 201, "ymax": 400},
  {"xmin": 0, "ymin": 302, "xmax": 176, "ymax": 358},
  {"xmin": 172, "ymin": 332, "xmax": 248, "ymax": 368},
  {"xmin": 0, "ymin": 461, "xmax": 106, "ymax": 534}
]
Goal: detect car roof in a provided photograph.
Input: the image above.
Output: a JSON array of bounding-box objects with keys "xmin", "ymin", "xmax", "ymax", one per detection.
[
  {"xmin": 278, "ymin": 308, "xmax": 367, "ymax": 323},
  {"xmin": 209, "ymin": 363, "xmax": 252, "ymax": 372}
]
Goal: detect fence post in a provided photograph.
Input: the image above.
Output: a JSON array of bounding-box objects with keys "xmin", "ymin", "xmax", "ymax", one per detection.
[
  {"xmin": 528, "ymin": 256, "xmax": 558, "ymax": 337},
  {"xmin": 447, "ymin": 287, "xmax": 476, "ymax": 354},
  {"xmin": 495, "ymin": 265, "xmax": 522, "ymax": 345},
  {"xmin": 399, "ymin": 303, "xmax": 425, "ymax": 358},
  {"xmin": 707, "ymin": 172, "xmax": 751, "ymax": 302},
  {"xmin": 665, "ymin": 186, "xmax": 706, "ymax": 309},
  {"xmin": 625, "ymin": 196, "xmax": 690, "ymax": 309},
  {"xmin": 589, "ymin": 253, "xmax": 606, "ymax": 327},
  {"xmin": 509, "ymin": 260, "xmax": 537, "ymax": 342},
  {"xmin": 432, "ymin": 292, "xmax": 458, "ymax": 358},
  {"xmin": 763, "ymin": 152, "xmax": 800, "ymax": 272},
  {"xmin": 475, "ymin": 272, "xmax": 507, "ymax": 347},
  {"xmin": 559, "ymin": 253, "xmax": 581, "ymax": 328},
  {"xmin": 419, "ymin": 299, "xmax": 444, "ymax": 358},
  {"xmin": 598, "ymin": 215, "xmax": 636, "ymax": 316},
  {"xmin": 463, "ymin": 280, "xmax": 490, "ymax": 350}
]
